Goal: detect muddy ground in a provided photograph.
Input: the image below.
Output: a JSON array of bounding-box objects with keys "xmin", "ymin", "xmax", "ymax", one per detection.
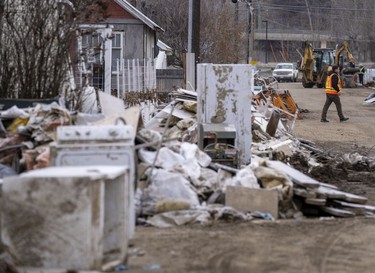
[{"xmin": 126, "ymin": 83, "xmax": 375, "ymax": 273}]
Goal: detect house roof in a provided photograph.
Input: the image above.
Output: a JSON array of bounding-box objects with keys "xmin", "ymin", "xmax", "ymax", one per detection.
[
  {"xmin": 113, "ymin": 0, "xmax": 164, "ymax": 32},
  {"xmin": 157, "ymin": 40, "xmax": 172, "ymax": 52}
]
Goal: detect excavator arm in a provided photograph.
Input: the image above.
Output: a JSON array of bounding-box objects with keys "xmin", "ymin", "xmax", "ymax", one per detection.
[
  {"xmin": 300, "ymin": 41, "xmax": 315, "ymax": 88},
  {"xmin": 335, "ymin": 41, "xmax": 360, "ymax": 87},
  {"xmin": 335, "ymin": 41, "xmax": 356, "ymax": 66}
]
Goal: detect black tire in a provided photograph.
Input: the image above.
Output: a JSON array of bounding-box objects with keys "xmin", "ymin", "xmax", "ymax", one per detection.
[{"xmin": 302, "ymin": 79, "xmax": 314, "ymax": 88}]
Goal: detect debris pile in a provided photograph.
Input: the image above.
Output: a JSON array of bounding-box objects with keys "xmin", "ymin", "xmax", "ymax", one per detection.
[
  {"xmin": 1, "ymin": 82, "xmax": 375, "ymax": 272},
  {"xmin": 131, "ymin": 77, "xmax": 375, "ymax": 226},
  {"xmin": 0, "ymin": 83, "xmax": 374, "ymax": 231}
]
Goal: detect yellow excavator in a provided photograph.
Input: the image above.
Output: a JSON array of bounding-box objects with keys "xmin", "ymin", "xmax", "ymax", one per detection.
[{"xmin": 300, "ymin": 41, "xmax": 358, "ymax": 88}]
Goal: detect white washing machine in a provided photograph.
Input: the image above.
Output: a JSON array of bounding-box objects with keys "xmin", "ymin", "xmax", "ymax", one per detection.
[{"xmin": 50, "ymin": 124, "xmax": 136, "ymax": 238}]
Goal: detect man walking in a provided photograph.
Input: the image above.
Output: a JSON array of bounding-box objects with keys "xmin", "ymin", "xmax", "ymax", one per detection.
[{"xmin": 321, "ymin": 65, "xmax": 349, "ymax": 123}]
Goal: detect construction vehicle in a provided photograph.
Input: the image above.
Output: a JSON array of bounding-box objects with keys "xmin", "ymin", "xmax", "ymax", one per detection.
[{"xmin": 300, "ymin": 41, "xmax": 358, "ymax": 88}]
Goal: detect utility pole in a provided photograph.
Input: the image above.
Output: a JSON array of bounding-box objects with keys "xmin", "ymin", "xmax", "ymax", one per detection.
[
  {"xmin": 232, "ymin": 0, "xmax": 253, "ymax": 64},
  {"xmin": 192, "ymin": 0, "xmax": 200, "ymax": 64},
  {"xmin": 188, "ymin": 0, "xmax": 193, "ymax": 53},
  {"xmin": 246, "ymin": 2, "xmax": 250, "ymax": 64},
  {"xmin": 235, "ymin": 1, "xmax": 239, "ymax": 63},
  {"xmin": 262, "ymin": 20, "xmax": 268, "ymax": 63},
  {"xmin": 187, "ymin": 0, "xmax": 200, "ymax": 90},
  {"xmin": 250, "ymin": 2, "xmax": 255, "ymax": 63}
]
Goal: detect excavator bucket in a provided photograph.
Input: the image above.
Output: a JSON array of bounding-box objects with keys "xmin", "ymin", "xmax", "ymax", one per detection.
[{"xmin": 270, "ymin": 89, "xmax": 302, "ymax": 120}]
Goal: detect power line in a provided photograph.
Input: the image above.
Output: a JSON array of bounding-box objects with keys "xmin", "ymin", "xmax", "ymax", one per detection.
[
  {"xmin": 234, "ymin": 0, "xmax": 375, "ymax": 12},
  {"xmin": 257, "ymin": 3, "xmax": 375, "ymax": 12},
  {"xmin": 257, "ymin": 7, "xmax": 375, "ymax": 24}
]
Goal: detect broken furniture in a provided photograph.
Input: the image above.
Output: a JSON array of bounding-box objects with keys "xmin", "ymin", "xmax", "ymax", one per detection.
[
  {"xmin": 50, "ymin": 124, "xmax": 136, "ymax": 238},
  {"xmin": 2, "ymin": 166, "xmax": 130, "ymax": 271}
]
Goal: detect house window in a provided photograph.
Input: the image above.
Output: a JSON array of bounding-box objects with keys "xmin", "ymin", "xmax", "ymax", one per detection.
[
  {"xmin": 81, "ymin": 33, "xmax": 103, "ymax": 64},
  {"xmin": 112, "ymin": 32, "xmax": 123, "ymax": 73},
  {"xmin": 79, "ymin": 32, "xmax": 104, "ymax": 89}
]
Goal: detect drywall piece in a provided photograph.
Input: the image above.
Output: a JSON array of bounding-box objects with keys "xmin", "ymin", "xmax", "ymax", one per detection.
[
  {"xmin": 197, "ymin": 64, "xmax": 254, "ymax": 165},
  {"xmin": 2, "ymin": 166, "xmax": 129, "ymax": 271},
  {"xmin": 267, "ymin": 160, "xmax": 321, "ymax": 188},
  {"xmin": 226, "ymin": 186, "xmax": 279, "ymax": 219},
  {"xmin": 98, "ymin": 91, "xmax": 126, "ymax": 117}
]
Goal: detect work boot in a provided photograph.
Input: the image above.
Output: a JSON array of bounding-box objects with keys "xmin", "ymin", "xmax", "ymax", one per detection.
[
  {"xmin": 321, "ymin": 119, "xmax": 329, "ymax": 122},
  {"xmin": 340, "ymin": 117, "xmax": 349, "ymax": 122}
]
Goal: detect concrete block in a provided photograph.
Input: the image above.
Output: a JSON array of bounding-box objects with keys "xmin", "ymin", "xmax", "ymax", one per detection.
[
  {"xmin": 2, "ymin": 166, "xmax": 129, "ymax": 271},
  {"xmin": 226, "ymin": 186, "xmax": 279, "ymax": 219}
]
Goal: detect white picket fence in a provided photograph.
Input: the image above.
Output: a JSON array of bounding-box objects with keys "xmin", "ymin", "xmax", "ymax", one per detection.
[{"xmin": 111, "ymin": 58, "xmax": 156, "ymax": 98}]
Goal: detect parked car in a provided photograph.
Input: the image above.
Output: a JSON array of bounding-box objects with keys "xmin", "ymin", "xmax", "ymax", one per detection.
[{"xmin": 272, "ymin": 63, "xmax": 298, "ymax": 82}]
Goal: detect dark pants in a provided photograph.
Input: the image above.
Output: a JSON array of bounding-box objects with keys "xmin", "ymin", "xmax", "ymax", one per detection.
[
  {"xmin": 321, "ymin": 94, "xmax": 345, "ymax": 120},
  {"xmin": 359, "ymin": 74, "xmax": 364, "ymax": 85}
]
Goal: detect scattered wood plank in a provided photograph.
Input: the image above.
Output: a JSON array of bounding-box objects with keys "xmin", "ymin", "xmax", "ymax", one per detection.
[
  {"xmin": 210, "ymin": 162, "xmax": 239, "ymax": 174},
  {"xmin": 365, "ymin": 205, "xmax": 375, "ymax": 212},
  {"xmin": 314, "ymin": 186, "xmax": 346, "ymax": 199},
  {"xmin": 320, "ymin": 207, "xmax": 355, "ymax": 218},
  {"xmin": 314, "ymin": 186, "xmax": 368, "ymax": 204},
  {"xmin": 267, "ymin": 160, "xmax": 321, "ymax": 188},
  {"xmin": 293, "ymin": 188, "xmax": 317, "ymax": 199},
  {"xmin": 332, "ymin": 200, "xmax": 367, "ymax": 216},
  {"xmin": 333, "ymin": 200, "xmax": 375, "ymax": 214},
  {"xmin": 305, "ymin": 198, "xmax": 326, "ymax": 206}
]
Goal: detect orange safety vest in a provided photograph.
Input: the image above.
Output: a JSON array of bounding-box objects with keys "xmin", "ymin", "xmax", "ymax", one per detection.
[{"xmin": 325, "ymin": 73, "xmax": 342, "ymax": 95}]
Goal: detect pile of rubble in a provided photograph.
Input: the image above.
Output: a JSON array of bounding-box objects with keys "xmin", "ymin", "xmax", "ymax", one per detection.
[
  {"xmin": 1, "ymin": 84, "xmax": 375, "ymax": 272},
  {"xmin": 131, "ymin": 86, "xmax": 375, "ymax": 227},
  {"xmin": 1, "ymin": 86, "xmax": 375, "ymax": 231}
]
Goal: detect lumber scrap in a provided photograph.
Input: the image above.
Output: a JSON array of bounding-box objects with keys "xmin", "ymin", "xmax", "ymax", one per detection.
[
  {"xmin": 332, "ymin": 200, "xmax": 367, "ymax": 216},
  {"xmin": 315, "ymin": 186, "xmax": 367, "ymax": 204},
  {"xmin": 365, "ymin": 205, "xmax": 375, "ymax": 212},
  {"xmin": 267, "ymin": 160, "xmax": 320, "ymax": 188},
  {"xmin": 305, "ymin": 198, "xmax": 326, "ymax": 206},
  {"xmin": 293, "ymin": 188, "xmax": 317, "ymax": 199},
  {"xmin": 333, "ymin": 200, "xmax": 375, "ymax": 214},
  {"xmin": 314, "ymin": 186, "xmax": 346, "ymax": 199},
  {"xmin": 320, "ymin": 207, "xmax": 355, "ymax": 218}
]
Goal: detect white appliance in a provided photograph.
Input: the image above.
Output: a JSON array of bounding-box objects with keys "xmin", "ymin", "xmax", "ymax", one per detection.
[{"xmin": 50, "ymin": 124, "xmax": 136, "ymax": 238}]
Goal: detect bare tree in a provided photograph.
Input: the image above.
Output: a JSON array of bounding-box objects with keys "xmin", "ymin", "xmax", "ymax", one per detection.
[
  {"xmin": 0, "ymin": 0, "xmax": 106, "ymax": 99},
  {"xmin": 139, "ymin": 0, "xmax": 189, "ymax": 66},
  {"xmin": 139, "ymin": 0, "xmax": 245, "ymax": 65},
  {"xmin": 200, "ymin": 1, "xmax": 245, "ymax": 64}
]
